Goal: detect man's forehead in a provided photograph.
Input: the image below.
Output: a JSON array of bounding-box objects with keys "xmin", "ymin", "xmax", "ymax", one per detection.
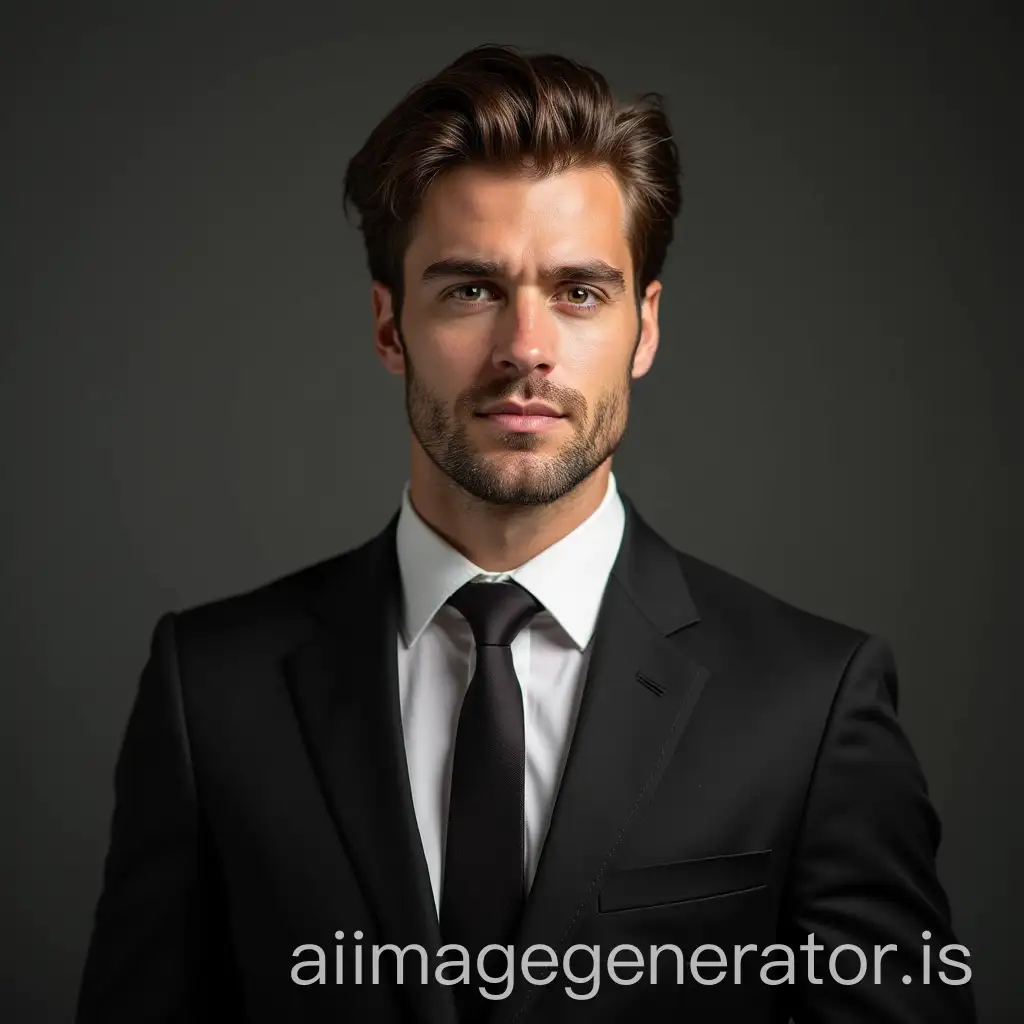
[{"xmin": 409, "ymin": 164, "xmax": 631, "ymax": 267}]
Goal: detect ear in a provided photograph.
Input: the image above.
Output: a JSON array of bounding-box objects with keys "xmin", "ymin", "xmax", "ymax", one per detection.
[
  {"xmin": 371, "ymin": 282, "xmax": 406, "ymax": 375},
  {"xmin": 631, "ymin": 279, "xmax": 662, "ymax": 379}
]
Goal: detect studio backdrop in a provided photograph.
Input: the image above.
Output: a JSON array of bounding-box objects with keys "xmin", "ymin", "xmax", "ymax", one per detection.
[{"xmin": 5, "ymin": 4, "xmax": 1020, "ymax": 1021}]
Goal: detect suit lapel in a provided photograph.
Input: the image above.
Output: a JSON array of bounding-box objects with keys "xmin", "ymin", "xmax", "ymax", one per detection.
[
  {"xmin": 283, "ymin": 515, "xmax": 456, "ymax": 1024},
  {"xmin": 493, "ymin": 495, "xmax": 710, "ymax": 1024}
]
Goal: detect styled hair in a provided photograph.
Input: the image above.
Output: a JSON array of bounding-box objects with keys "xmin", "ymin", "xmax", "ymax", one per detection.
[{"xmin": 342, "ymin": 44, "xmax": 682, "ymax": 319}]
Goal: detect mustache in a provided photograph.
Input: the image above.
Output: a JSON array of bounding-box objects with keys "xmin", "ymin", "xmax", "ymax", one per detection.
[{"xmin": 463, "ymin": 377, "xmax": 588, "ymax": 417}]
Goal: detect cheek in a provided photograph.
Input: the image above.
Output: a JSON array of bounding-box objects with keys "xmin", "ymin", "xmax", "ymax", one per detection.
[
  {"xmin": 405, "ymin": 299, "xmax": 489, "ymax": 370},
  {"xmin": 413, "ymin": 331, "xmax": 487, "ymax": 388},
  {"xmin": 559, "ymin": 326, "xmax": 633, "ymax": 386}
]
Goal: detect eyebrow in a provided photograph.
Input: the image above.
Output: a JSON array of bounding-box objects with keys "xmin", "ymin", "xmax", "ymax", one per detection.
[{"xmin": 420, "ymin": 257, "xmax": 627, "ymax": 295}]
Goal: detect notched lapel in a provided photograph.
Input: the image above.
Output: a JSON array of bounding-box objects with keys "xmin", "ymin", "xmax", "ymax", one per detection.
[
  {"xmin": 283, "ymin": 519, "xmax": 455, "ymax": 1024},
  {"xmin": 494, "ymin": 498, "xmax": 710, "ymax": 1024}
]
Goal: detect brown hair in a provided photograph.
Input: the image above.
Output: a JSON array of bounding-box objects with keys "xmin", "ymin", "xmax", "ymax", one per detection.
[{"xmin": 343, "ymin": 44, "xmax": 682, "ymax": 321}]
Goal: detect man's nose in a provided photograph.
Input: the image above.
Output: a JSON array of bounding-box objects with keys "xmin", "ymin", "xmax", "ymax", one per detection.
[{"xmin": 489, "ymin": 291, "xmax": 559, "ymax": 377}]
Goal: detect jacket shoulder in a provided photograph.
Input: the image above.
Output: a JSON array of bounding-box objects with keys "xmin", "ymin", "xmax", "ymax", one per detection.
[
  {"xmin": 673, "ymin": 545, "xmax": 873, "ymax": 671},
  {"xmin": 166, "ymin": 532, "xmax": 379, "ymax": 656}
]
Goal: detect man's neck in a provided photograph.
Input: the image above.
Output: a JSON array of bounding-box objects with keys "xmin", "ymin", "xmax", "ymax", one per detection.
[{"xmin": 407, "ymin": 453, "xmax": 612, "ymax": 573}]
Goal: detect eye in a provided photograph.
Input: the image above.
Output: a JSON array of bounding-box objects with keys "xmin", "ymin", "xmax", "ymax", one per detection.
[
  {"xmin": 561, "ymin": 285, "xmax": 601, "ymax": 308},
  {"xmin": 446, "ymin": 283, "xmax": 498, "ymax": 303}
]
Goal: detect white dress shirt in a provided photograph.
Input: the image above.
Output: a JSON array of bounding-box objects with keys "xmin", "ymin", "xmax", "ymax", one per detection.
[{"xmin": 394, "ymin": 472, "xmax": 626, "ymax": 914}]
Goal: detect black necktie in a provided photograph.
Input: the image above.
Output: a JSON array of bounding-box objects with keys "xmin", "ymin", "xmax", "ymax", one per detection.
[{"xmin": 440, "ymin": 579, "xmax": 542, "ymax": 1020}]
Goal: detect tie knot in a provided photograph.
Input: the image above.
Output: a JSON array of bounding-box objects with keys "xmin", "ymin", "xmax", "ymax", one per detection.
[{"xmin": 445, "ymin": 580, "xmax": 542, "ymax": 648}]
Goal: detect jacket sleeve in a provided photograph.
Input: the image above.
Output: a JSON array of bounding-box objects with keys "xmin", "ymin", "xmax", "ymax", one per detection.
[
  {"xmin": 782, "ymin": 633, "xmax": 976, "ymax": 1022},
  {"xmin": 76, "ymin": 613, "xmax": 243, "ymax": 1022}
]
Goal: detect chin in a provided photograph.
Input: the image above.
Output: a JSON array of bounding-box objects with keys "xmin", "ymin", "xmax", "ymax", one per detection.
[{"xmin": 479, "ymin": 448, "xmax": 554, "ymax": 470}]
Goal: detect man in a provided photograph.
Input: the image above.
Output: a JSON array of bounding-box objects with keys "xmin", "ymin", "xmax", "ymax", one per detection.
[{"xmin": 77, "ymin": 44, "xmax": 975, "ymax": 1023}]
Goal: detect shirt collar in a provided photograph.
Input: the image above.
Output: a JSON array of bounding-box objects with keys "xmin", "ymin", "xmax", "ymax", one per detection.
[{"xmin": 395, "ymin": 473, "xmax": 625, "ymax": 652}]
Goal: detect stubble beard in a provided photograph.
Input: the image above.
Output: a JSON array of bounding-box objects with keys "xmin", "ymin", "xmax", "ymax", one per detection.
[{"xmin": 402, "ymin": 346, "xmax": 633, "ymax": 508}]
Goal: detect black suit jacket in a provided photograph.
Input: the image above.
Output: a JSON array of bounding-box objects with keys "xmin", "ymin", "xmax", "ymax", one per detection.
[{"xmin": 77, "ymin": 494, "xmax": 975, "ymax": 1022}]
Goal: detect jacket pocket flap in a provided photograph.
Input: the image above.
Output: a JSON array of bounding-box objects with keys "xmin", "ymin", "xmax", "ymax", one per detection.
[{"xmin": 598, "ymin": 848, "xmax": 771, "ymax": 913}]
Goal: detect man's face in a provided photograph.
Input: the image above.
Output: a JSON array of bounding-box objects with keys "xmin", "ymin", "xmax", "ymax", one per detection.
[{"xmin": 372, "ymin": 163, "xmax": 661, "ymax": 506}]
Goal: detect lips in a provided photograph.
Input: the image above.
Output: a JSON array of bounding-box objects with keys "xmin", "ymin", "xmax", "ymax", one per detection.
[{"xmin": 476, "ymin": 405, "xmax": 566, "ymax": 433}]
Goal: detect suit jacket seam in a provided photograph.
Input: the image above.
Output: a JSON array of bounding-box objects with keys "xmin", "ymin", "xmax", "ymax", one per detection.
[
  {"xmin": 162, "ymin": 611, "xmax": 199, "ymax": 807},
  {"xmin": 779, "ymin": 630, "xmax": 873, "ymax": 900}
]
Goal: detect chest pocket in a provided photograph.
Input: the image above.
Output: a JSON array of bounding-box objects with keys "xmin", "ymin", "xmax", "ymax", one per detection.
[{"xmin": 598, "ymin": 848, "xmax": 771, "ymax": 913}]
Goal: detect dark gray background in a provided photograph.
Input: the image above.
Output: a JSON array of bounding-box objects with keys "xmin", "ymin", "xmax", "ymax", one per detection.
[{"xmin": 5, "ymin": 3, "xmax": 1020, "ymax": 1021}]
